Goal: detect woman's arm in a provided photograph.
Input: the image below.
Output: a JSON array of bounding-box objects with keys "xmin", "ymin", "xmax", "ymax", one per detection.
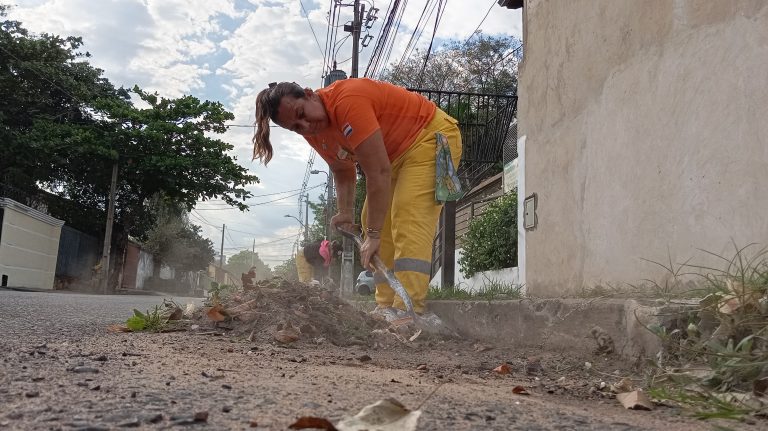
[
  {"xmin": 329, "ymin": 159, "xmax": 357, "ymax": 230},
  {"xmin": 352, "ymin": 129, "xmax": 391, "ymax": 269}
]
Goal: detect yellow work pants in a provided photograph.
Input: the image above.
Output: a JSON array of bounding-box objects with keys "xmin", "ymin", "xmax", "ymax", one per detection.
[
  {"xmin": 361, "ymin": 108, "xmax": 462, "ymax": 313},
  {"xmin": 296, "ymin": 253, "xmax": 313, "ymax": 283}
]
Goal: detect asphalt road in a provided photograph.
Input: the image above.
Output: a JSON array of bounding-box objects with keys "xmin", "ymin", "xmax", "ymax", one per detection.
[
  {"xmin": 0, "ymin": 290, "xmax": 200, "ymax": 340},
  {"xmin": 0, "ymin": 290, "xmax": 751, "ymax": 430}
]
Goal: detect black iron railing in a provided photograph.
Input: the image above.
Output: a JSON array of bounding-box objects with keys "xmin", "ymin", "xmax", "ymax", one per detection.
[{"xmin": 409, "ymin": 88, "xmax": 518, "ymax": 189}]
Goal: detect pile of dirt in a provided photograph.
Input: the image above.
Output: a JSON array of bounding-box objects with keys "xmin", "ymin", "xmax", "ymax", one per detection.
[{"xmin": 194, "ymin": 279, "xmax": 389, "ymax": 347}]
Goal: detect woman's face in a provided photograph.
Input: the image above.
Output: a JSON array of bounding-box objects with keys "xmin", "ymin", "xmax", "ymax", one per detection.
[{"xmin": 274, "ymin": 91, "xmax": 329, "ymax": 136}]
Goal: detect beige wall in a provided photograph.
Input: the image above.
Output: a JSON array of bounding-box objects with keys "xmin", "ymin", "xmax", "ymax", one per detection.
[
  {"xmin": 0, "ymin": 199, "xmax": 64, "ymax": 289},
  {"xmin": 518, "ymin": 1, "xmax": 768, "ymax": 295}
]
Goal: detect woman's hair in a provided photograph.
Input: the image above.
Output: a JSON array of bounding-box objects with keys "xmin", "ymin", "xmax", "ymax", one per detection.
[{"xmin": 252, "ymin": 82, "xmax": 306, "ymax": 165}]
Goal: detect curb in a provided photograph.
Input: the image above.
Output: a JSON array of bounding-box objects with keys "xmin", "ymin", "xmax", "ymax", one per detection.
[{"xmin": 352, "ymin": 298, "xmax": 688, "ymax": 361}]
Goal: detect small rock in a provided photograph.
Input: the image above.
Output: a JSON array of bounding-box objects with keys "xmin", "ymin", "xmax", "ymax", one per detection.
[
  {"xmin": 557, "ymin": 377, "xmax": 566, "ymax": 385},
  {"xmin": 94, "ymin": 355, "xmax": 108, "ymax": 362},
  {"xmin": 117, "ymin": 418, "xmax": 140, "ymax": 428},
  {"xmin": 146, "ymin": 414, "xmax": 163, "ymax": 424},
  {"xmin": 222, "ymin": 406, "xmax": 232, "ymax": 413},
  {"xmin": 193, "ymin": 411, "xmax": 209, "ymax": 422},
  {"xmin": 31, "ymin": 377, "xmax": 45, "ymax": 382},
  {"xmin": 130, "ymin": 391, "xmax": 137, "ymax": 398},
  {"xmin": 222, "ymin": 384, "xmax": 232, "ymax": 390},
  {"xmin": 249, "ymin": 419, "xmax": 258, "ymax": 427},
  {"xmin": 90, "ymin": 385, "xmax": 101, "ymax": 391},
  {"xmin": 72, "ymin": 366, "xmax": 100, "ymax": 374},
  {"xmin": 227, "ymin": 347, "xmax": 234, "ymax": 353},
  {"xmin": 584, "ymin": 362, "xmax": 592, "ymax": 370},
  {"xmin": 24, "ymin": 391, "xmax": 39, "ymax": 398},
  {"xmin": 416, "ymin": 364, "xmax": 428, "ymax": 371},
  {"xmin": 525, "ymin": 357, "xmax": 543, "ymax": 375},
  {"xmin": 357, "ymin": 354, "xmax": 372, "ymax": 362}
]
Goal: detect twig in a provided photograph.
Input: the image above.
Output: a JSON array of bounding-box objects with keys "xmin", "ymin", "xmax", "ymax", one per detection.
[{"xmin": 416, "ymin": 383, "xmax": 445, "ymax": 410}]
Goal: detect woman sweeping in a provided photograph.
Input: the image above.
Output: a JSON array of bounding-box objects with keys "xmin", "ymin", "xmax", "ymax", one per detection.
[{"xmin": 253, "ymin": 78, "xmax": 462, "ymax": 322}]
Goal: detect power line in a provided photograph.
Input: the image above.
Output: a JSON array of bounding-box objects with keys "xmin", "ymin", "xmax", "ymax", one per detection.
[
  {"xmin": 299, "ymin": 0, "xmax": 326, "ymax": 57},
  {"xmin": 464, "ymin": 0, "xmax": 496, "ymax": 43},
  {"xmin": 417, "ymin": 0, "xmax": 447, "ymax": 86},
  {"xmin": 195, "ymin": 183, "xmax": 326, "ymax": 209}
]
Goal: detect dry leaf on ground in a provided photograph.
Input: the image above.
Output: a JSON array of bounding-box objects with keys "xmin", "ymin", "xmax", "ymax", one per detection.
[
  {"xmin": 616, "ymin": 391, "xmax": 654, "ymax": 410},
  {"xmin": 107, "ymin": 324, "xmax": 130, "ymax": 333},
  {"xmin": 206, "ymin": 304, "xmax": 227, "ymax": 322},
  {"xmin": 274, "ymin": 324, "xmax": 300, "ymax": 344},
  {"xmin": 493, "ymin": 363, "xmax": 511, "ymax": 375},
  {"xmin": 228, "ymin": 299, "xmax": 259, "ymax": 317},
  {"xmin": 336, "ymin": 398, "xmax": 421, "ymax": 431},
  {"xmin": 167, "ymin": 307, "xmax": 183, "ymax": 321},
  {"xmin": 288, "ymin": 416, "xmax": 338, "ymax": 430},
  {"xmin": 512, "ymin": 385, "xmax": 530, "ymax": 395},
  {"xmin": 754, "ymin": 377, "xmax": 768, "ymax": 397},
  {"xmin": 611, "ymin": 378, "xmax": 634, "ymax": 393}
]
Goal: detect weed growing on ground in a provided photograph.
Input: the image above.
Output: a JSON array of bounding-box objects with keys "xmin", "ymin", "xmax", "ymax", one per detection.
[
  {"xmin": 126, "ymin": 305, "xmax": 168, "ymax": 332},
  {"xmin": 641, "ymin": 244, "xmax": 768, "ymax": 420},
  {"xmin": 428, "ymin": 281, "xmax": 522, "ymax": 301}
]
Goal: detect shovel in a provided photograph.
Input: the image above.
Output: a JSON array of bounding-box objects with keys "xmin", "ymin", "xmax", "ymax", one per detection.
[{"xmin": 337, "ymin": 225, "xmax": 457, "ymax": 337}]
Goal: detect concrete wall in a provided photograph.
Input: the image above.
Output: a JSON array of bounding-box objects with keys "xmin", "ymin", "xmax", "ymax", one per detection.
[
  {"xmin": 0, "ymin": 198, "xmax": 64, "ymax": 289},
  {"xmin": 518, "ymin": 1, "xmax": 768, "ymax": 295}
]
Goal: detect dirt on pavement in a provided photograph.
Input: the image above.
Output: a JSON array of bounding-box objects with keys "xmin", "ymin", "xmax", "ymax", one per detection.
[{"xmin": 0, "ymin": 281, "xmax": 763, "ymax": 430}]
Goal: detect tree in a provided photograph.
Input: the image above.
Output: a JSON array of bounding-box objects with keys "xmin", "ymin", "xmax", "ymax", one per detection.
[
  {"xmin": 381, "ymin": 32, "xmax": 521, "ymax": 95},
  {"xmin": 225, "ymin": 250, "xmax": 272, "ymax": 281},
  {"xmin": 273, "ymin": 257, "xmax": 298, "ymax": 281},
  {"xmin": 142, "ymin": 197, "xmax": 215, "ymax": 273},
  {"xmin": 1, "ymin": 7, "xmax": 257, "ymax": 241}
]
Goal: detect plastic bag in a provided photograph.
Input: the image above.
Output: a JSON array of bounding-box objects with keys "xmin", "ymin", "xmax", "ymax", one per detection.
[{"xmin": 435, "ymin": 132, "xmax": 463, "ymax": 202}]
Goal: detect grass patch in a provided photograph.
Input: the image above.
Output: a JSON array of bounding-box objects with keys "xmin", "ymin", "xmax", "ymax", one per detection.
[
  {"xmin": 428, "ymin": 280, "xmax": 522, "ymax": 301},
  {"xmin": 641, "ymin": 243, "xmax": 768, "ymax": 420}
]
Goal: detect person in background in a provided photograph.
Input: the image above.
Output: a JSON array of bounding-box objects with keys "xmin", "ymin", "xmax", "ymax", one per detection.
[
  {"xmin": 253, "ymin": 78, "xmax": 462, "ymax": 323},
  {"xmin": 295, "ymin": 239, "xmax": 342, "ymax": 285}
]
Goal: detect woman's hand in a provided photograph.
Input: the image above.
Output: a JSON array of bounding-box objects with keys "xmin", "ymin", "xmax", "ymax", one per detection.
[
  {"xmin": 360, "ymin": 237, "xmax": 381, "ymax": 271},
  {"xmin": 330, "ymin": 211, "xmax": 354, "ymax": 232}
]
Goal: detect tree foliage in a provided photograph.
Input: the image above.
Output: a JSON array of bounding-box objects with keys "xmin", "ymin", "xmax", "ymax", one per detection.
[
  {"xmin": 142, "ymin": 197, "xmax": 215, "ymax": 273},
  {"xmin": 0, "ymin": 6, "xmax": 257, "ymax": 241},
  {"xmin": 273, "ymin": 257, "xmax": 298, "ymax": 282},
  {"xmin": 458, "ymin": 192, "xmax": 518, "ymax": 278},
  {"xmin": 225, "ymin": 250, "xmax": 272, "ymax": 281},
  {"xmin": 381, "ymin": 32, "xmax": 521, "ymax": 95}
]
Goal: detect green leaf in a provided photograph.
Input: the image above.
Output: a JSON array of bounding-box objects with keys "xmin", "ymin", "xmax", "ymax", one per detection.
[
  {"xmin": 126, "ymin": 315, "xmax": 146, "ymax": 331},
  {"xmin": 133, "ymin": 309, "xmax": 145, "ymax": 318}
]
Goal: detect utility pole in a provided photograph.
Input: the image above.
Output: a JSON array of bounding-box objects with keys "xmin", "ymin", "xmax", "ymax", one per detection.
[
  {"xmin": 339, "ymin": 0, "xmax": 364, "ymax": 297},
  {"xmin": 351, "ymin": 0, "xmax": 363, "ymax": 78},
  {"xmin": 219, "ymin": 224, "xmax": 225, "ymax": 268},
  {"xmin": 303, "ymin": 194, "xmax": 309, "ymax": 242},
  {"xmin": 251, "ymin": 238, "xmax": 255, "ymax": 267},
  {"xmin": 100, "ymin": 160, "xmax": 119, "ymax": 294}
]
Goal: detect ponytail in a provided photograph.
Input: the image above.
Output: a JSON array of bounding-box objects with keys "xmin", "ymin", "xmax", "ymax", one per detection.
[{"xmin": 252, "ymin": 82, "xmax": 306, "ymax": 165}]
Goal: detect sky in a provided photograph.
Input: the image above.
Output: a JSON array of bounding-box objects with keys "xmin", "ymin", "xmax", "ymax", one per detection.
[{"xmin": 9, "ymin": 0, "xmax": 522, "ymax": 267}]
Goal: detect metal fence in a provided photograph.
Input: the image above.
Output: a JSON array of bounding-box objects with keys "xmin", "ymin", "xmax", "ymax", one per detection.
[{"xmin": 409, "ymin": 88, "xmax": 518, "ymax": 189}]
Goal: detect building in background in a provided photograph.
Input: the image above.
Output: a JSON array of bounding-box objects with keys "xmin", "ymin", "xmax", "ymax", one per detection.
[{"xmin": 0, "ymin": 198, "xmax": 64, "ymax": 289}]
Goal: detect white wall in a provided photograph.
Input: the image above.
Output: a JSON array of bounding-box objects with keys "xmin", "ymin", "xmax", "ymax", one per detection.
[
  {"xmin": 519, "ymin": 1, "xmax": 768, "ymax": 295},
  {"xmin": 0, "ymin": 198, "xmax": 64, "ymax": 289}
]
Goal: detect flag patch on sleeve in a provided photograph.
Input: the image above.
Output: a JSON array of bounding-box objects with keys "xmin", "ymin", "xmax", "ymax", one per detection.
[{"xmin": 342, "ymin": 123, "xmax": 353, "ymax": 138}]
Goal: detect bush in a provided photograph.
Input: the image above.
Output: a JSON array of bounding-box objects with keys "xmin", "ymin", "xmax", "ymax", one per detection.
[{"xmin": 458, "ymin": 192, "xmax": 517, "ymax": 278}]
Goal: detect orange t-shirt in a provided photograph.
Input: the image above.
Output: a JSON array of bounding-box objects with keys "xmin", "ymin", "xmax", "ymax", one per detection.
[{"xmin": 304, "ymin": 78, "xmax": 436, "ymax": 165}]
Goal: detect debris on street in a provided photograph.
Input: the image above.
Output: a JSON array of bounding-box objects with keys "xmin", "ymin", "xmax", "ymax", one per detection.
[
  {"xmin": 194, "ymin": 279, "xmax": 392, "ymax": 346},
  {"xmin": 616, "ymin": 390, "xmax": 654, "ymax": 411}
]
